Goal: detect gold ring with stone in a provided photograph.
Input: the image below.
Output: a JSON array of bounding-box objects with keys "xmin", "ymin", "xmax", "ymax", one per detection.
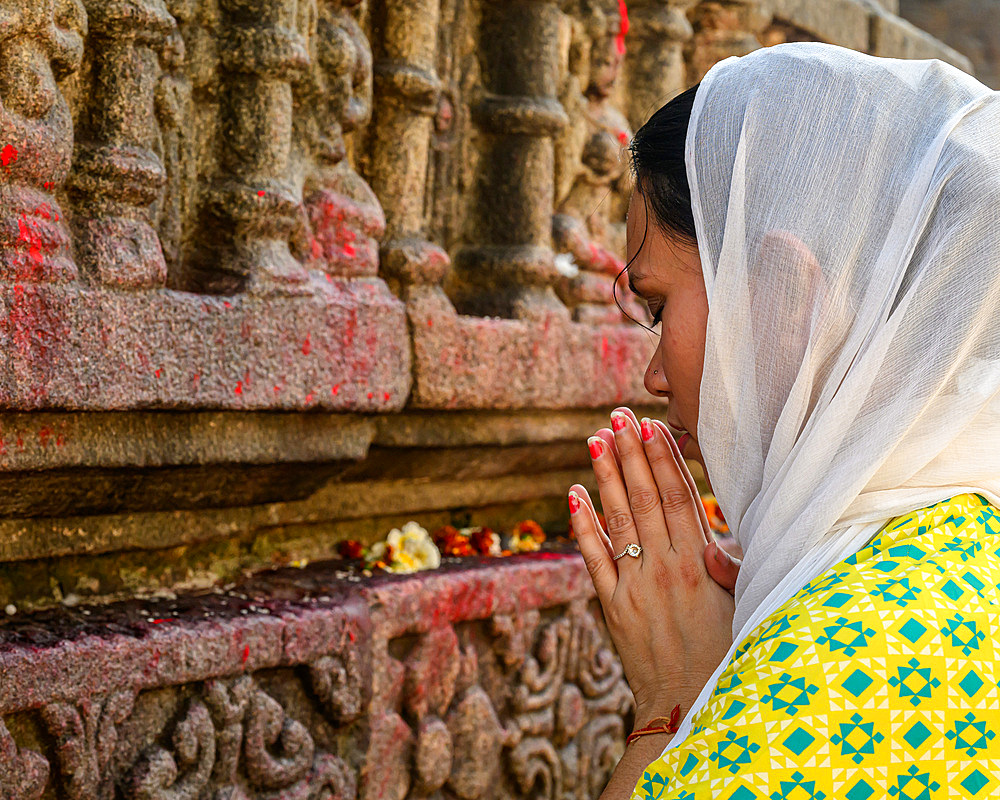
[{"xmin": 613, "ymin": 543, "xmax": 643, "ymax": 561}]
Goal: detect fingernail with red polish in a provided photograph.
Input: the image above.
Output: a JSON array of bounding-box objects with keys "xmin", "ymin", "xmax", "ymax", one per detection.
[
  {"xmin": 568, "ymin": 491, "xmax": 581, "ymax": 514},
  {"xmin": 640, "ymin": 417, "xmax": 655, "ymax": 442},
  {"xmin": 588, "ymin": 437, "xmax": 604, "ymax": 459},
  {"xmin": 610, "ymin": 411, "xmax": 627, "ymax": 432}
]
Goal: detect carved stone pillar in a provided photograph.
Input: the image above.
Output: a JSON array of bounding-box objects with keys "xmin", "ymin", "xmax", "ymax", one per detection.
[
  {"xmin": 0, "ymin": 0, "xmax": 86, "ymax": 285},
  {"xmin": 195, "ymin": 0, "xmax": 311, "ymax": 294},
  {"xmin": 453, "ymin": 0, "xmax": 569, "ymax": 321},
  {"xmin": 368, "ymin": 0, "xmax": 450, "ymax": 297},
  {"xmin": 295, "ymin": 0, "xmax": 386, "ymax": 280},
  {"xmin": 624, "ymin": 0, "xmax": 696, "ymax": 129},
  {"xmin": 70, "ymin": 0, "xmax": 176, "ymax": 288},
  {"xmin": 686, "ymin": 0, "xmax": 768, "ymax": 83}
]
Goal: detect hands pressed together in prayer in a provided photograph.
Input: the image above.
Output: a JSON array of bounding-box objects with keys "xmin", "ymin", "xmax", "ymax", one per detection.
[{"xmin": 568, "ymin": 408, "xmax": 741, "ymax": 796}]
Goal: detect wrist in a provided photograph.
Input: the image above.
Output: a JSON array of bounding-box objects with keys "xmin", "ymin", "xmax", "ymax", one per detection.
[{"xmin": 628, "ymin": 703, "xmax": 683, "ymax": 746}]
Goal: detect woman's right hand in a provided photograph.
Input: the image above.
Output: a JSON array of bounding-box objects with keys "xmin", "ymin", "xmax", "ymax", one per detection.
[{"xmin": 589, "ymin": 410, "xmax": 742, "ymax": 596}]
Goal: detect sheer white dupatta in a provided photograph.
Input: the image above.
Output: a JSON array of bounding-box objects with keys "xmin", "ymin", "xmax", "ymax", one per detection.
[{"xmin": 662, "ymin": 43, "xmax": 1000, "ymax": 752}]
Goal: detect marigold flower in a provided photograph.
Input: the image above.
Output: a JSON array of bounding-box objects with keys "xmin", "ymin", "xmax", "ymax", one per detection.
[
  {"xmin": 513, "ymin": 520, "xmax": 545, "ymax": 543},
  {"xmin": 469, "ymin": 527, "xmax": 502, "ymax": 556},
  {"xmin": 701, "ymin": 494, "xmax": 729, "ymax": 534},
  {"xmin": 433, "ymin": 525, "xmax": 475, "ymax": 557},
  {"xmin": 337, "ymin": 540, "xmax": 365, "ymax": 560}
]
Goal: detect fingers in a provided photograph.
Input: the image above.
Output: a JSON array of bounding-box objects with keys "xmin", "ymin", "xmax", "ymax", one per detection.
[
  {"xmin": 573, "ymin": 482, "xmax": 616, "ymax": 559},
  {"xmin": 636, "ymin": 415, "xmax": 705, "ymax": 561},
  {"xmin": 593, "ymin": 428, "xmax": 621, "ymax": 473},
  {"xmin": 569, "ymin": 484, "xmax": 616, "ymax": 602},
  {"xmin": 652, "ymin": 419, "xmax": 711, "ymax": 545},
  {"xmin": 588, "ymin": 434, "xmax": 642, "ymax": 561},
  {"xmin": 704, "ymin": 540, "xmax": 741, "ymax": 596},
  {"xmin": 609, "ymin": 409, "xmax": 670, "ymax": 554}
]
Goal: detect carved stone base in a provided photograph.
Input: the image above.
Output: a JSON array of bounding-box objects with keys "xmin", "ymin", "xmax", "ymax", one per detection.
[{"xmin": 0, "ymin": 553, "xmax": 632, "ymax": 800}]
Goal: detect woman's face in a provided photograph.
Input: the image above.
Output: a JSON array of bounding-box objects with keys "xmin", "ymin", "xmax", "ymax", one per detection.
[{"xmin": 625, "ymin": 189, "xmax": 709, "ymax": 465}]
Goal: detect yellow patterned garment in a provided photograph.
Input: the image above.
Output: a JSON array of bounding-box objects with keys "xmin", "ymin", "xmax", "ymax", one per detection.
[{"xmin": 633, "ymin": 493, "xmax": 1000, "ymax": 800}]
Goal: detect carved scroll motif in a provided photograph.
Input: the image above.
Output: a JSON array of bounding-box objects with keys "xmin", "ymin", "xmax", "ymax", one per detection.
[
  {"xmin": 129, "ymin": 676, "xmax": 355, "ymax": 800},
  {"xmin": 41, "ymin": 690, "xmax": 137, "ymax": 800},
  {"xmin": 71, "ymin": 0, "xmax": 176, "ymax": 288},
  {"xmin": 0, "ymin": 718, "xmax": 49, "ymax": 800},
  {"xmin": 366, "ymin": 603, "xmax": 630, "ymax": 800}
]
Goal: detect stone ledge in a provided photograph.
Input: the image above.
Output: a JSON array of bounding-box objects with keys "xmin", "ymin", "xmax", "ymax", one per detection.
[
  {"xmin": 766, "ymin": 0, "xmax": 871, "ymax": 51},
  {"xmin": 869, "ymin": 8, "xmax": 975, "ymax": 71},
  {"xmin": 0, "ymin": 277, "xmax": 409, "ymax": 411},
  {"xmin": 0, "ymin": 553, "xmax": 629, "ymax": 800},
  {"xmin": 407, "ymin": 287, "xmax": 664, "ymax": 409}
]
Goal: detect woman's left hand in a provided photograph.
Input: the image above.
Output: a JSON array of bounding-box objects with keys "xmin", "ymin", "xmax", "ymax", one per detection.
[{"xmin": 569, "ymin": 408, "xmax": 736, "ymax": 729}]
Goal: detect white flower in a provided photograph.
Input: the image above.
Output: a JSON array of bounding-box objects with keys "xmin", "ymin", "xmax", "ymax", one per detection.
[
  {"xmin": 554, "ymin": 252, "xmax": 579, "ymax": 278},
  {"xmin": 377, "ymin": 521, "xmax": 441, "ymax": 573}
]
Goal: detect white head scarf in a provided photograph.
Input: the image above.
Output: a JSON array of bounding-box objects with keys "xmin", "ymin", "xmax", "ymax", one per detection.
[{"xmin": 664, "ymin": 42, "xmax": 1000, "ymax": 751}]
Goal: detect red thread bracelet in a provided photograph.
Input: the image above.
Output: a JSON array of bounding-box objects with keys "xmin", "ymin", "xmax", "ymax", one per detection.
[{"xmin": 626, "ymin": 703, "xmax": 682, "ymax": 745}]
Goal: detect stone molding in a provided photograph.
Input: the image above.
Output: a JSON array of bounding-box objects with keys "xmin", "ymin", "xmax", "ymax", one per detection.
[{"xmin": 0, "ymin": 552, "xmax": 630, "ymax": 800}]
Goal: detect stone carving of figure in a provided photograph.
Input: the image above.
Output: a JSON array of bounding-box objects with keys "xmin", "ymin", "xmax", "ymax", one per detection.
[
  {"xmin": 293, "ymin": 0, "xmax": 385, "ymax": 279},
  {"xmin": 554, "ymin": 0, "xmax": 645, "ymax": 325},
  {"xmin": 0, "ymin": 0, "xmax": 87, "ymax": 284}
]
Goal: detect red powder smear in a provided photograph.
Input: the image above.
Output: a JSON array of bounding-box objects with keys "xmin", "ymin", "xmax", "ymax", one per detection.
[
  {"xmin": 383, "ymin": 392, "xmax": 390, "ymax": 401},
  {"xmin": 0, "ymin": 439, "xmax": 6, "ymax": 456},
  {"xmin": 325, "ymin": 273, "xmax": 333, "ymax": 283},
  {"xmin": 601, "ymin": 336, "xmax": 609, "ymax": 359},
  {"xmin": 311, "ymin": 239, "xmax": 322, "ymax": 259},
  {"xmin": 55, "ymin": 434, "xmax": 64, "ymax": 447},
  {"xmin": 234, "ymin": 381, "xmax": 243, "ymax": 395},
  {"xmin": 257, "ymin": 190, "xmax": 265, "ymax": 197},
  {"xmin": 192, "ymin": 373, "xmax": 201, "ymax": 387},
  {"xmin": 241, "ymin": 644, "xmax": 250, "ymax": 664},
  {"xmin": 151, "ymin": 619, "xmax": 166, "ymax": 624},
  {"xmin": 301, "ymin": 334, "xmax": 311, "ymax": 355},
  {"xmin": 367, "ymin": 391, "xmax": 374, "ymax": 400},
  {"xmin": 38, "ymin": 428, "xmax": 51, "ymax": 447},
  {"xmin": 617, "ymin": 130, "xmax": 629, "ymax": 145},
  {"xmin": 342, "ymin": 243, "xmax": 356, "ymax": 258},
  {"xmin": 223, "ymin": 300, "xmax": 232, "ymax": 308},
  {"xmin": 348, "ymin": 630, "xmax": 356, "ymax": 643},
  {"xmin": 154, "ymin": 368, "xmax": 162, "ymax": 378},
  {"xmin": 17, "ymin": 215, "xmax": 44, "ymax": 268},
  {"xmin": 1, "ymin": 144, "xmax": 17, "ymax": 167},
  {"xmin": 427, "ymin": 318, "xmax": 433, "ymax": 328},
  {"xmin": 15, "ymin": 436, "xmax": 23, "ymax": 450},
  {"xmin": 273, "ymin": 385, "xmax": 281, "ymax": 393},
  {"xmin": 43, "ymin": 181, "xmax": 52, "ymax": 190},
  {"xmin": 615, "ymin": 0, "xmax": 629, "ymax": 55},
  {"xmin": 305, "ymin": 392, "xmax": 314, "ymax": 403},
  {"xmin": 331, "ymin": 384, "xmax": 340, "ymax": 396}
]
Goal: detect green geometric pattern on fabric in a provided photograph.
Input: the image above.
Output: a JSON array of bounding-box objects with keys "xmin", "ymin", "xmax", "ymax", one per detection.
[
  {"xmin": 629, "ymin": 494, "xmax": 1000, "ymax": 800},
  {"xmin": 831, "ymin": 713, "xmax": 884, "ymax": 763}
]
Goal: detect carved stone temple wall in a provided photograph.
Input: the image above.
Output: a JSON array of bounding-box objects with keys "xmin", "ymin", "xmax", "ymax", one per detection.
[{"xmin": 0, "ymin": 1, "xmax": 967, "ymax": 797}]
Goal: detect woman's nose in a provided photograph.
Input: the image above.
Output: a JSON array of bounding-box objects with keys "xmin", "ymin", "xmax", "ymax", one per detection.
[{"xmin": 644, "ymin": 356, "xmax": 669, "ymax": 397}]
